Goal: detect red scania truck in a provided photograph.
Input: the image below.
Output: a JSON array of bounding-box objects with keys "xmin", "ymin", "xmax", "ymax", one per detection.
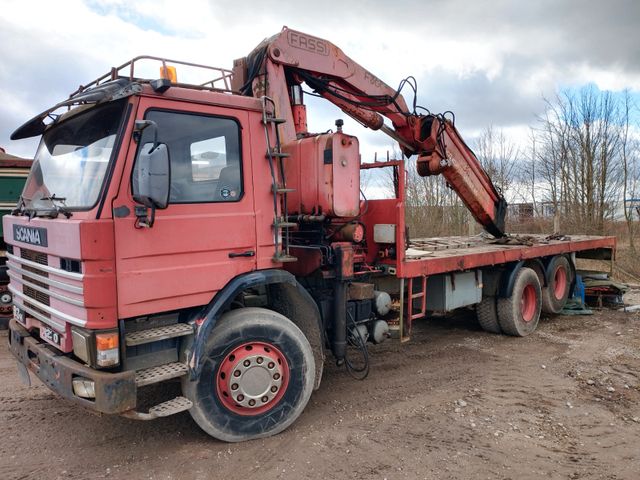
[{"xmin": 5, "ymin": 28, "xmax": 614, "ymax": 442}]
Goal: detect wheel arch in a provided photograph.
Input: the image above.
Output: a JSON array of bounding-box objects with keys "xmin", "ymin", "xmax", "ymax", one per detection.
[
  {"xmin": 498, "ymin": 259, "xmax": 545, "ymax": 298},
  {"xmin": 188, "ymin": 269, "xmax": 324, "ymax": 389},
  {"xmin": 265, "ymin": 281, "xmax": 324, "ymax": 390}
]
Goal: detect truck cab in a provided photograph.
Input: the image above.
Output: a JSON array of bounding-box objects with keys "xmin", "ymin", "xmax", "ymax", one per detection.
[{"xmin": 5, "ymin": 62, "xmax": 326, "ymax": 436}]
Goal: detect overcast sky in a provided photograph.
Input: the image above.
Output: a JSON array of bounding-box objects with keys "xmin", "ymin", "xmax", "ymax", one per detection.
[{"xmin": 1, "ymin": 0, "xmax": 639, "ymax": 160}]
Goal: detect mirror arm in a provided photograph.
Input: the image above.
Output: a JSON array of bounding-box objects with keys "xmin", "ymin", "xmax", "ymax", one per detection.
[
  {"xmin": 134, "ymin": 204, "xmax": 156, "ymax": 228},
  {"xmin": 133, "ymin": 120, "xmax": 159, "ymax": 150}
]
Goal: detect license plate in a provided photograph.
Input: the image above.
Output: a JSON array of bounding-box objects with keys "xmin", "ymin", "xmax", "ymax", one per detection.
[
  {"xmin": 40, "ymin": 325, "xmax": 61, "ymax": 346},
  {"xmin": 13, "ymin": 305, "xmax": 25, "ymax": 324}
]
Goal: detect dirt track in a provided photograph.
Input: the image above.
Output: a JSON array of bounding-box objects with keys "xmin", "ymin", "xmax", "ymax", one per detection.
[{"xmin": 1, "ymin": 303, "xmax": 639, "ymax": 480}]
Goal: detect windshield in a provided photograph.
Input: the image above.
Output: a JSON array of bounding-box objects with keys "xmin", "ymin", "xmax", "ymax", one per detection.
[{"xmin": 23, "ymin": 99, "xmax": 127, "ymax": 211}]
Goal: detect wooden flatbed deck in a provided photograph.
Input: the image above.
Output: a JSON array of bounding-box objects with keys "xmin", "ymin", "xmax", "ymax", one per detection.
[{"xmin": 397, "ymin": 234, "xmax": 616, "ymax": 278}]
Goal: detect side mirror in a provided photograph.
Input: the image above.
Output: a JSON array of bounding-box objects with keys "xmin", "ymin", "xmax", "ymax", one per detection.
[
  {"xmin": 132, "ymin": 120, "xmax": 170, "ymax": 211},
  {"xmin": 133, "ymin": 142, "xmax": 171, "ymax": 210}
]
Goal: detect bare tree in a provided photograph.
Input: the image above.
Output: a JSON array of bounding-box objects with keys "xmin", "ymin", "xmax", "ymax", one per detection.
[
  {"xmin": 533, "ymin": 87, "xmax": 624, "ymax": 234},
  {"xmin": 621, "ymin": 89, "xmax": 639, "ymax": 252},
  {"xmin": 475, "ymin": 125, "xmax": 519, "ymax": 198},
  {"xmin": 376, "ymin": 148, "xmax": 468, "ymax": 238}
]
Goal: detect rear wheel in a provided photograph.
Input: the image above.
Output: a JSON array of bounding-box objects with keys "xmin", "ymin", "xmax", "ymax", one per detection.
[
  {"xmin": 497, "ymin": 267, "xmax": 542, "ymax": 336},
  {"xmin": 541, "ymin": 256, "xmax": 572, "ymax": 314},
  {"xmin": 476, "ymin": 296, "xmax": 502, "ymax": 334},
  {"xmin": 183, "ymin": 307, "xmax": 315, "ymax": 442}
]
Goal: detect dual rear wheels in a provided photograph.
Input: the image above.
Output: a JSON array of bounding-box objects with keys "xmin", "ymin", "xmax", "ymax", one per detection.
[
  {"xmin": 496, "ymin": 267, "xmax": 542, "ymax": 336},
  {"xmin": 476, "ymin": 256, "xmax": 572, "ymax": 337}
]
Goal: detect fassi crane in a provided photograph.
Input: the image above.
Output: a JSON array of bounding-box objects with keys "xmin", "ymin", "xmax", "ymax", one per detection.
[{"xmin": 232, "ymin": 27, "xmax": 507, "ymax": 237}]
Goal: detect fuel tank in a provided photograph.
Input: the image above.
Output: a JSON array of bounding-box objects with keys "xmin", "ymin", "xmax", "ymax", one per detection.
[{"xmin": 282, "ymin": 132, "xmax": 360, "ymax": 218}]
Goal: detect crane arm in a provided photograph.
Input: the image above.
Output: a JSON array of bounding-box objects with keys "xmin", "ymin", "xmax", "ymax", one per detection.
[{"xmin": 235, "ymin": 28, "xmax": 507, "ymax": 237}]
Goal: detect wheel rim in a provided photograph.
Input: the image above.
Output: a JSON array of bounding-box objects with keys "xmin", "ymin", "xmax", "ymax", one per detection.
[
  {"xmin": 216, "ymin": 342, "xmax": 290, "ymax": 416},
  {"xmin": 520, "ymin": 284, "xmax": 537, "ymax": 322},
  {"xmin": 553, "ymin": 266, "xmax": 567, "ymax": 300}
]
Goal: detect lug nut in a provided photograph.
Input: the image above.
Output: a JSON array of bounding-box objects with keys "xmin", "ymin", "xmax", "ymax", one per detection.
[
  {"xmin": 270, "ymin": 386, "xmax": 278, "ymax": 393},
  {"xmin": 268, "ymin": 362, "xmax": 275, "ymax": 369},
  {"xmin": 273, "ymin": 373, "xmax": 280, "ymax": 380},
  {"xmin": 261, "ymin": 396, "xmax": 269, "ymax": 403},
  {"xmin": 231, "ymin": 383, "xmax": 239, "ymax": 390},
  {"xmin": 237, "ymin": 394, "xmax": 245, "ymax": 402},
  {"xmin": 256, "ymin": 357, "xmax": 263, "ymax": 364},
  {"xmin": 248, "ymin": 399, "xmax": 256, "ymax": 406},
  {"xmin": 243, "ymin": 359, "xmax": 251, "ymax": 367},
  {"xmin": 233, "ymin": 370, "xmax": 241, "ymax": 377}
]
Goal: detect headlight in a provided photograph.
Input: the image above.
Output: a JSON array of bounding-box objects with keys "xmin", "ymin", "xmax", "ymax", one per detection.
[
  {"xmin": 71, "ymin": 327, "xmax": 120, "ymax": 368},
  {"xmin": 71, "ymin": 328, "xmax": 91, "ymax": 364}
]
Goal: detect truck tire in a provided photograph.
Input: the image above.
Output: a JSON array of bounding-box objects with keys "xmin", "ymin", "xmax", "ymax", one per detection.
[
  {"xmin": 541, "ymin": 256, "xmax": 571, "ymax": 314},
  {"xmin": 476, "ymin": 296, "xmax": 502, "ymax": 334},
  {"xmin": 497, "ymin": 267, "xmax": 541, "ymax": 337},
  {"xmin": 183, "ymin": 307, "xmax": 315, "ymax": 442}
]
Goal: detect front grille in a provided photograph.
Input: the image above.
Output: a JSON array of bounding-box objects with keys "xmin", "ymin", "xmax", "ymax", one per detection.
[
  {"xmin": 20, "ymin": 248, "xmax": 51, "ymax": 306},
  {"xmin": 21, "ymin": 248, "xmax": 48, "ymax": 266},
  {"xmin": 23, "ymin": 286, "xmax": 50, "ymax": 306},
  {"xmin": 24, "ymin": 301, "xmax": 50, "ymax": 319}
]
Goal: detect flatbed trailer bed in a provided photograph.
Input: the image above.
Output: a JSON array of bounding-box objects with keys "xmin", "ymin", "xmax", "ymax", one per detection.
[
  {"xmin": 399, "ymin": 234, "xmax": 616, "ymax": 277},
  {"xmin": 369, "ymin": 234, "xmax": 616, "ymax": 340}
]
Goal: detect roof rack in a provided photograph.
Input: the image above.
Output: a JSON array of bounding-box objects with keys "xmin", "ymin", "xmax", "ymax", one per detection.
[{"xmin": 68, "ymin": 55, "xmax": 235, "ymax": 98}]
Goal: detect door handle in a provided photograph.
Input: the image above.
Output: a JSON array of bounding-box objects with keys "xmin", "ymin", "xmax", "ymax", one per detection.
[{"xmin": 228, "ymin": 250, "xmax": 255, "ymax": 258}]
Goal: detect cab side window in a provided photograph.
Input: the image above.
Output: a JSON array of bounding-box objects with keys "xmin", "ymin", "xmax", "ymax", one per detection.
[{"xmin": 133, "ymin": 110, "xmax": 242, "ymax": 203}]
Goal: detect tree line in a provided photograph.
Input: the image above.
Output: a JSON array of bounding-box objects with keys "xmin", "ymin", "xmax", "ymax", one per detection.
[{"xmin": 383, "ymin": 86, "xmax": 639, "ymax": 252}]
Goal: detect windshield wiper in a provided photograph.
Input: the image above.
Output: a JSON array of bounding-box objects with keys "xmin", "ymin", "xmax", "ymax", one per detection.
[
  {"xmin": 12, "ymin": 195, "xmax": 28, "ymax": 215},
  {"xmin": 11, "ymin": 194, "xmax": 37, "ymax": 217},
  {"xmin": 40, "ymin": 194, "xmax": 73, "ymax": 218}
]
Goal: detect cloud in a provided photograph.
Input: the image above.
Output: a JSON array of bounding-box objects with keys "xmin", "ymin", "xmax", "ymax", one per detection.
[{"xmin": 1, "ymin": 0, "xmax": 638, "ymax": 159}]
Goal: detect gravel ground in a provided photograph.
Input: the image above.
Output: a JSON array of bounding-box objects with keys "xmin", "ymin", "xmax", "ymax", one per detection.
[{"xmin": 1, "ymin": 297, "xmax": 639, "ymax": 480}]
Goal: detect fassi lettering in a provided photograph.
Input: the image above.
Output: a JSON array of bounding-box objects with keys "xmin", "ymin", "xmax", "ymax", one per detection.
[{"xmin": 288, "ymin": 32, "xmax": 328, "ymax": 55}]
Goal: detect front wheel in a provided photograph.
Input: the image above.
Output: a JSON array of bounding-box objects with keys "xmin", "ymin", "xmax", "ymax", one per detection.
[{"xmin": 183, "ymin": 307, "xmax": 316, "ymax": 442}]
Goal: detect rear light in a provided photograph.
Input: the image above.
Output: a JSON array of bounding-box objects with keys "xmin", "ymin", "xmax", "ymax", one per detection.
[{"xmin": 96, "ymin": 332, "xmax": 119, "ymax": 367}]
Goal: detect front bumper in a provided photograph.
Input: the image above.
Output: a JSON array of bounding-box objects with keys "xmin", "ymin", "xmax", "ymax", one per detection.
[{"xmin": 8, "ymin": 319, "xmax": 136, "ymax": 414}]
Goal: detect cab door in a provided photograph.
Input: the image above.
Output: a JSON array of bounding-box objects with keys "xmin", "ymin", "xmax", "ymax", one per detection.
[{"xmin": 113, "ymin": 97, "xmax": 257, "ymax": 318}]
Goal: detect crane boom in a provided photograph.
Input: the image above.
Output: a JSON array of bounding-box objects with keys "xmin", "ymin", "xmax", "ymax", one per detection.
[{"xmin": 234, "ymin": 27, "xmax": 507, "ymax": 237}]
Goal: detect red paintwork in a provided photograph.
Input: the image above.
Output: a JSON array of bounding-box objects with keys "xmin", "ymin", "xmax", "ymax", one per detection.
[
  {"xmin": 3, "ymin": 31, "xmax": 617, "ymax": 355},
  {"xmin": 215, "ymin": 341, "xmax": 289, "ymax": 416},
  {"xmin": 283, "ymin": 132, "xmax": 360, "ymax": 217},
  {"xmin": 3, "ymin": 216, "xmax": 117, "ymax": 339},
  {"xmin": 398, "ymin": 236, "xmax": 616, "ymax": 279},
  {"xmin": 417, "ymin": 119, "xmax": 503, "ymax": 233},
  {"xmin": 110, "ymin": 92, "xmax": 273, "ymax": 319},
  {"xmin": 554, "ymin": 266, "xmax": 568, "ymax": 299},
  {"xmin": 266, "ymin": 29, "xmax": 409, "ymax": 136},
  {"xmin": 521, "ymin": 284, "xmax": 537, "ymax": 322},
  {"xmin": 291, "ymin": 104, "xmax": 307, "ymax": 135},
  {"xmin": 262, "ymin": 28, "xmax": 504, "ymax": 235},
  {"xmin": 4, "ymin": 85, "xmax": 280, "ymax": 335}
]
